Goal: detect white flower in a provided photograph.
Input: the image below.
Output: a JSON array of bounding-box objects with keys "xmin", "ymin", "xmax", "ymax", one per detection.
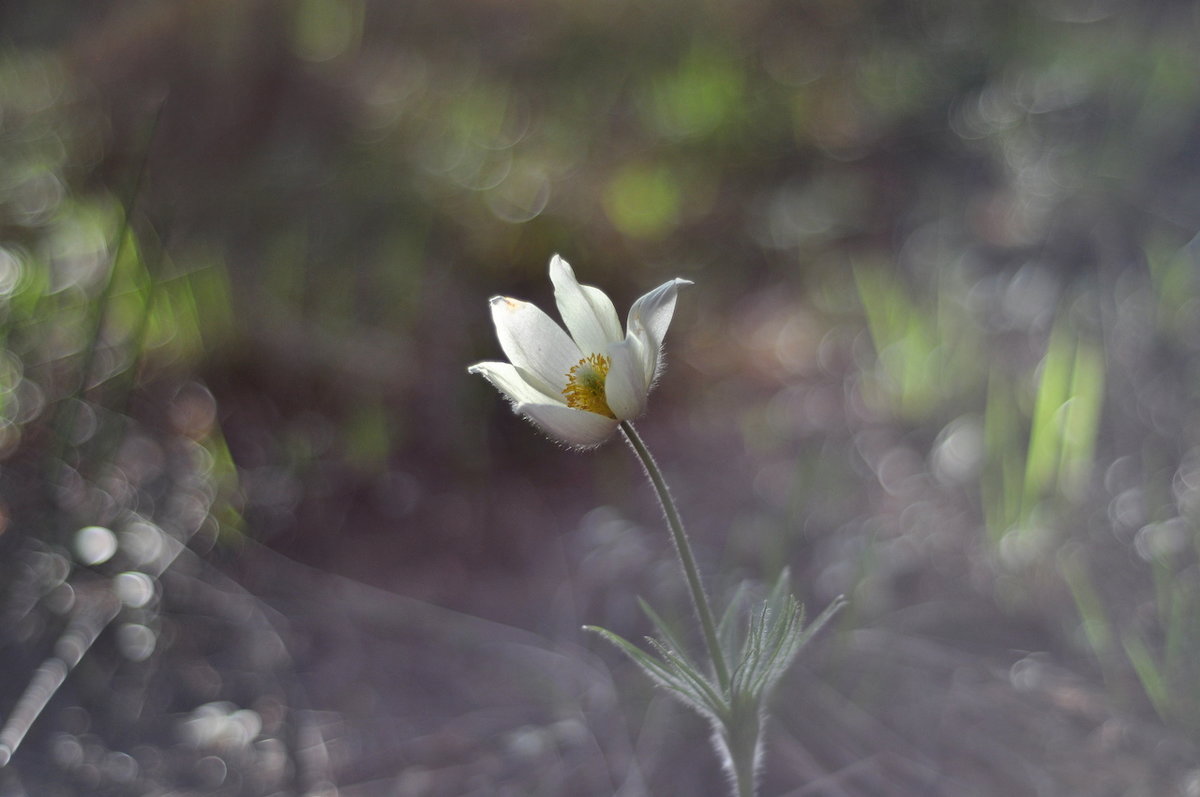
[{"xmin": 469, "ymin": 255, "xmax": 692, "ymax": 447}]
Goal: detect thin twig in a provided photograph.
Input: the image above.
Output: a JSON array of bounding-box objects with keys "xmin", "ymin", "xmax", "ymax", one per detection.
[{"xmin": 0, "ymin": 587, "xmax": 120, "ymax": 766}]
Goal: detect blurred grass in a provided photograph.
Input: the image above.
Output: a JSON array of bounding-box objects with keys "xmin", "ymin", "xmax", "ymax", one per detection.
[{"xmin": 853, "ymin": 260, "xmax": 985, "ymax": 421}]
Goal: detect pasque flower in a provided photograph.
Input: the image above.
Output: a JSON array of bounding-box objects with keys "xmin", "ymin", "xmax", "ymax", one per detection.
[
  {"xmin": 470, "ymin": 255, "xmax": 841, "ymax": 797},
  {"xmin": 469, "ymin": 255, "xmax": 691, "ymax": 447}
]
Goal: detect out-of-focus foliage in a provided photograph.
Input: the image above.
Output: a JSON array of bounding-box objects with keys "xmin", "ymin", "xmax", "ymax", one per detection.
[{"xmin": 2, "ymin": 0, "xmax": 1200, "ymax": 794}]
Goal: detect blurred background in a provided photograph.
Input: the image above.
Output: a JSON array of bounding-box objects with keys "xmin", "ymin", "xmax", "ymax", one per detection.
[{"xmin": 2, "ymin": 0, "xmax": 1200, "ymax": 794}]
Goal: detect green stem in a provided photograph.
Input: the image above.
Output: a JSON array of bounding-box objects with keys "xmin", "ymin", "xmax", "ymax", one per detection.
[
  {"xmin": 724, "ymin": 699, "xmax": 761, "ymax": 797},
  {"xmin": 735, "ymin": 758, "xmax": 755, "ymax": 797},
  {"xmin": 620, "ymin": 420, "xmax": 730, "ymax": 692}
]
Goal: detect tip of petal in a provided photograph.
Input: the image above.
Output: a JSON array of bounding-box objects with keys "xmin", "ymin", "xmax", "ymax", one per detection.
[
  {"xmin": 489, "ymin": 295, "xmax": 524, "ymax": 311},
  {"xmin": 548, "ymin": 253, "xmax": 575, "ymax": 282}
]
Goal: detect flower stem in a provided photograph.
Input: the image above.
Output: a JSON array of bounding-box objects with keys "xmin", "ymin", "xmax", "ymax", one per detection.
[
  {"xmin": 732, "ymin": 757, "xmax": 755, "ymax": 797},
  {"xmin": 620, "ymin": 421, "xmax": 730, "ymax": 692}
]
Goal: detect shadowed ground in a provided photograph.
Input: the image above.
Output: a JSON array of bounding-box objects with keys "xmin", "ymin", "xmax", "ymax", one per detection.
[{"xmin": 3, "ymin": 1, "xmax": 1200, "ymax": 794}]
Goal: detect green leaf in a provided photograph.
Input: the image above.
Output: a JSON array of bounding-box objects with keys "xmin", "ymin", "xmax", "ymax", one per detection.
[
  {"xmin": 585, "ymin": 625, "xmax": 718, "ymax": 718},
  {"xmin": 734, "ymin": 599, "xmax": 787, "ymax": 697},
  {"xmin": 637, "ymin": 598, "xmax": 700, "ymax": 673},
  {"xmin": 731, "ymin": 587, "xmax": 846, "ymax": 701},
  {"xmin": 643, "ymin": 637, "xmax": 727, "ymax": 721},
  {"xmin": 717, "ymin": 580, "xmax": 752, "ymax": 660},
  {"xmin": 793, "ymin": 594, "xmax": 847, "ymax": 653},
  {"xmin": 766, "ymin": 567, "xmax": 793, "ymax": 615},
  {"xmin": 1124, "ymin": 632, "xmax": 1170, "ymax": 722},
  {"xmin": 748, "ymin": 596, "xmax": 804, "ymax": 697}
]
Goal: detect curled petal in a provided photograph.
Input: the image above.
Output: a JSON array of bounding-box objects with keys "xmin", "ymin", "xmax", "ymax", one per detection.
[
  {"xmin": 490, "ymin": 296, "xmax": 581, "ymax": 394},
  {"xmin": 550, "ymin": 255, "xmax": 623, "ymax": 355},
  {"xmin": 518, "ymin": 402, "xmax": 620, "ymax": 448},
  {"xmin": 468, "ymin": 361, "xmax": 561, "ymax": 408},
  {"xmin": 603, "ymin": 339, "xmax": 648, "ymax": 420},
  {"xmin": 626, "ymin": 320, "xmax": 658, "ymax": 388},
  {"xmin": 627, "ymin": 278, "xmax": 693, "ymax": 351}
]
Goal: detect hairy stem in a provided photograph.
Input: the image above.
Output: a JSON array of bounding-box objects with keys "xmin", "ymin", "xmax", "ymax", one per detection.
[
  {"xmin": 620, "ymin": 421, "xmax": 730, "ymax": 692},
  {"xmin": 722, "ymin": 698, "xmax": 762, "ymax": 797}
]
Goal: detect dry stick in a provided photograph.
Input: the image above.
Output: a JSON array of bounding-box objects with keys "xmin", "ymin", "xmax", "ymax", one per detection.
[
  {"xmin": 0, "ymin": 589, "xmax": 121, "ymax": 766},
  {"xmin": 0, "ymin": 512, "xmax": 204, "ymax": 768},
  {"xmin": 0, "ymin": 532, "xmax": 186, "ymax": 768}
]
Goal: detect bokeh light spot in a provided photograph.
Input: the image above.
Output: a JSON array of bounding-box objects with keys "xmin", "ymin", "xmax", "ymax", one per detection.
[
  {"xmin": 49, "ymin": 733, "xmax": 83, "ymax": 770},
  {"xmin": 0, "ymin": 247, "xmax": 25, "ymax": 297},
  {"xmin": 119, "ymin": 519, "xmax": 165, "ymax": 568},
  {"xmin": 116, "ymin": 623, "xmax": 156, "ymax": 662},
  {"xmin": 640, "ymin": 46, "xmax": 743, "ymax": 139},
  {"xmin": 1134, "ymin": 518, "xmax": 1190, "ymax": 563},
  {"xmin": 45, "ymin": 582, "xmax": 74, "ymax": 615},
  {"xmin": 101, "ymin": 751, "xmax": 138, "ymax": 784},
  {"xmin": 114, "ymin": 571, "xmax": 155, "ymax": 608},
  {"xmin": 74, "ymin": 525, "xmax": 117, "ymax": 566},
  {"xmin": 603, "ymin": 163, "xmax": 680, "ymax": 240},
  {"xmin": 485, "ymin": 164, "xmax": 550, "ymax": 223},
  {"xmin": 932, "ymin": 416, "xmax": 984, "ymax": 485},
  {"xmin": 291, "ymin": 0, "xmax": 363, "ymax": 63},
  {"xmin": 194, "ymin": 754, "xmax": 228, "ymax": 788}
]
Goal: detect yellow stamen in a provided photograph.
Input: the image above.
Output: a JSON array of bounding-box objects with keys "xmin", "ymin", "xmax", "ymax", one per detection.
[{"xmin": 562, "ymin": 353, "xmax": 615, "ymax": 418}]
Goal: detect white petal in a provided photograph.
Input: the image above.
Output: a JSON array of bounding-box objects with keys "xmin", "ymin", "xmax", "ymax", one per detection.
[
  {"xmin": 626, "ymin": 322, "xmax": 658, "ymax": 387},
  {"xmin": 580, "ymin": 285, "xmax": 623, "ymax": 342},
  {"xmin": 603, "ymin": 340, "xmax": 647, "ymax": 420},
  {"xmin": 518, "ymin": 402, "xmax": 620, "ymax": 448},
  {"xmin": 490, "ymin": 296, "xmax": 581, "ymax": 394},
  {"xmin": 550, "ymin": 255, "xmax": 623, "ymax": 355},
  {"xmin": 468, "ymin": 361, "xmax": 562, "ymax": 408},
  {"xmin": 626, "ymin": 277, "xmax": 693, "ymax": 350}
]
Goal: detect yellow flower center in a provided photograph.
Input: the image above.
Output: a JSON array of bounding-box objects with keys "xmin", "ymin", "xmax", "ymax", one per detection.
[{"xmin": 562, "ymin": 353, "xmax": 615, "ymax": 418}]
